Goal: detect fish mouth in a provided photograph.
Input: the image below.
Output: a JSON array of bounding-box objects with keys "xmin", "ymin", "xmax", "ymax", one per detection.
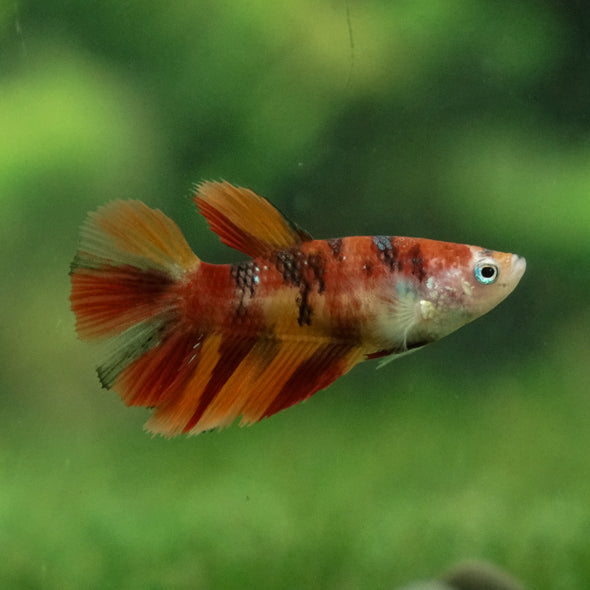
[{"xmin": 511, "ymin": 254, "xmax": 526, "ymax": 281}]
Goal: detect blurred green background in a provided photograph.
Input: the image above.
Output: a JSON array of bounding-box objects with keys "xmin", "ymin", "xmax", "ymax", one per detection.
[{"xmin": 1, "ymin": 1, "xmax": 589, "ymax": 588}]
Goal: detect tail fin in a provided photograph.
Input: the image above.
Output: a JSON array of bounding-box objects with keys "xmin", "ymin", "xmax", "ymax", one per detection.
[{"xmin": 70, "ymin": 200, "xmax": 201, "ymax": 409}]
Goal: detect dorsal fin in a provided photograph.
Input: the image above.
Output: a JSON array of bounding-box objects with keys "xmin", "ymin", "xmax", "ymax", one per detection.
[{"xmin": 194, "ymin": 181, "xmax": 312, "ymax": 258}]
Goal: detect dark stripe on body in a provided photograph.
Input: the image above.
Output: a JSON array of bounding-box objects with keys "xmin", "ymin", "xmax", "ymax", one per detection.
[
  {"xmin": 409, "ymin": 243, "xmax": 426, "ymax": 282},
  {"xmin": 327, "ymin": 238, "xmax": 343, "ymax": 260},
  {"xmin": 230, "ymin": 261, "xmax": 260, "ymax": 316},
  {"xmin": 363, "ymin": 260, "xmax": 374, "ymax": 276},
  {"xmin": 274, "ymin": 248, "xmax": 327, "ymax": 326},
  {"xmin": 372, "ymin": 236, "xmax": 402, "ymax": 272}
]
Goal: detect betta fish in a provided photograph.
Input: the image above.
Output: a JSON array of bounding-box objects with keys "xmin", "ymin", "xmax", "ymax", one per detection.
[{"xmin": 70, "ymin": 181, "xmax": 526, "ymax": 436}]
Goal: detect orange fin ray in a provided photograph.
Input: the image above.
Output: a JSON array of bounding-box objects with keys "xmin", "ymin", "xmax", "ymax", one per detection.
[
  {"xmin": 74, "ymin": 200, "xmax": 197, "ymax": 275},
  {"xmin": 108, "ymin": 328, "xmax": 204, "ymax": 408},
  {"xmin": 195, "ymin": 181, "xmax": 312, "ymax": 258},
  {"xmin": 70, "ymin": 200, "xmax": 199, "ymax": 340},
  {"xmin": 70, "ymin": 200, "xmax": 202, "ymax": 396},
  {"xmin": 144, "ymin": 335, "xmax": 365, "ymax": 437}
]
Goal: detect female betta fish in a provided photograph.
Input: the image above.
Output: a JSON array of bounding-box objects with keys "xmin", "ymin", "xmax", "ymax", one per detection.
[{"xmin": 70, "ymin": 181, "xmax": 526, "ymax": 436}]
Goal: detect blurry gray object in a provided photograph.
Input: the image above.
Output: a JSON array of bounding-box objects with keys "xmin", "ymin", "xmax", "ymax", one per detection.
[{"xmin": 397, "ymin": 559, "xmax": 525, "ymax": 590}]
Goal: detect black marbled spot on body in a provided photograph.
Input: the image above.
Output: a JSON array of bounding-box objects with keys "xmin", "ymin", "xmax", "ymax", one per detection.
[
  {"xmin": 230, "ymin": 261, "xmax": 259, "ymax": 316},
  {"xmin": 409, "ymin": 243, "xmax": 426, "ymax": 282},
  {"xmin": 296, "ymin": 292, "xmax": 312, "ymax": 326},
  {"xmin": 363, "ymin": 260, "xmax": 374, "ymax": 276},
  {"xmin": 273, "ymin": 248, "xmax": 327, "ymax": 326},
  {"xmin": 372, "ymin": 235, "xmax": 401, "ymax": 272},
  {"xmin": 306, "ymin": 252, "xmax": 326, "ymax": 294},
  {"xmin": 274, "ymin": 249, "xmax": 304, "ymax": 286},
  {"xmin": 327, "ymin": 238, "xmax": 343, "ymax": 260}
]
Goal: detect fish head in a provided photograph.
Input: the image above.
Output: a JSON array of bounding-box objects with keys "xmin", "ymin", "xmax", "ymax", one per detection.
[
  {"xmin": 458, "ymin": 247, "xmax": 527, "ymax": 319},
  {"xmin": 371, "ymin": 239, "xmax": 526, "ymax": 355},
  {"xmin": 411, "ymin": 243, "xmax": 526, "ymax": 345}
]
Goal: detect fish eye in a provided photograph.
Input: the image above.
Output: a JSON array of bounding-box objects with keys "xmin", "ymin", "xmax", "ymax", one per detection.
[{"xmin": 474, "ymin": 262, "xmax": 498, "ymax": 285}]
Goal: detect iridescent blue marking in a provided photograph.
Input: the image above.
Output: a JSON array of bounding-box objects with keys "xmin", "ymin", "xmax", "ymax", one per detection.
[{"xmin": 372, "ymin": 235, "xmax": 392, "ymax": 252}]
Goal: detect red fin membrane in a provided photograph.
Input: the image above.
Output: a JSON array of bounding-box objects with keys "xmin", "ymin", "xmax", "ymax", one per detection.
[
  {"xmin": 195, "ymin": 181, "xmax": 312, "ymax": 257},
  {"xmin": 110, "ymin": 328, "xmax": 204, "ymax": 408},
  {"xmin": 146, "ymin": 337, "xmax": 365, "ymax": 436},
  {"xmin": 70, "ymin": 264, "xmax": 175, "ymax": 340},
  {"xmin": 70, "ymin": 200, "xmax": 200, "ymax": 400},
  {"xmin": 262, "ymin": 343, "xmax": 356, "ymax": 419},
  {"xmin": 70, "ymin": 200, "xmax": 198, "ymax": 340}
]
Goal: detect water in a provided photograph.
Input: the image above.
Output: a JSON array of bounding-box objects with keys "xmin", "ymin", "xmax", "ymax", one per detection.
[{"xmin": 2, "ymin": 2, "xmax": 590, "ymax": 588}]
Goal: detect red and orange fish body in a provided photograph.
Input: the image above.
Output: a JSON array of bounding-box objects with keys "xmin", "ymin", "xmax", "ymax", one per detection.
[{"xmin": 70, "ymin": 181, "xmax": 525, "ymax": 436}]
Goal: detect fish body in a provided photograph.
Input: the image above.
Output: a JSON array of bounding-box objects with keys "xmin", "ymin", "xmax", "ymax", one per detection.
[{"xmin": 70, "ymin": 181, "xmax": 525, "ymax": 436}]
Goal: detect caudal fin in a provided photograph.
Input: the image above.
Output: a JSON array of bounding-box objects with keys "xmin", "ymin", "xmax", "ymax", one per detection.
[{"xmin": 70, "ymin": 200, "xmax": 201, "ymax": 409}]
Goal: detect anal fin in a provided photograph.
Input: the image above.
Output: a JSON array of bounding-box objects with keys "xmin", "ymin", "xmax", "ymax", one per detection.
[{"xmin": 145, "ymin": 335, "xmax": 365, "ymax": 436}]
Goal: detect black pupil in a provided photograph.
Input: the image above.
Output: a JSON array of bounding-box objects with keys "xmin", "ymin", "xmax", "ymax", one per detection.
[{"xmin": 481, "ymin": 266, "xmax": 496, "ymax": 278}]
